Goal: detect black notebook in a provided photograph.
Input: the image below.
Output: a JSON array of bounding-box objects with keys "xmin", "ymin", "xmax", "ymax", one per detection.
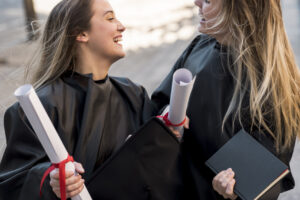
[{"xmin": 205, "ymin": 129, "xmax": 289, "ymax": 200}]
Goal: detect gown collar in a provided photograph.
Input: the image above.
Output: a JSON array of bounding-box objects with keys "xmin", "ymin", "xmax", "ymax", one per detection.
[{"xmin": 62, "ymin": 70, "xmax": 110, "ymax": 91}]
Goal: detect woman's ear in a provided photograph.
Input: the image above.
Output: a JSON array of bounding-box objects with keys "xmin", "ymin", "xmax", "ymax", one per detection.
[{"xmin": 76, "ymin": 32, "xmax": 89, "ymax": 42}]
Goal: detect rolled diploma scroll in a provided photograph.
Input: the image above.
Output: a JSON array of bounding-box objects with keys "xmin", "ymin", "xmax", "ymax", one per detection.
[
  {"xmin": 14, "ymin": 84, "xmax": 92, "ymax": 200},
  {"xmin": 168, "ymin": 68, "xmax": 195, "ymax": 136}
]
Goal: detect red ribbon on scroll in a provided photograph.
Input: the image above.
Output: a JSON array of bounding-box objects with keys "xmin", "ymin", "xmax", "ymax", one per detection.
[
  {"xmin": 157, "ymin": 112, "xmax": 186, "ymax": 127},
  {"xmin": 40, "ymin": 155, "xmax": 74, "ymax": 200}
]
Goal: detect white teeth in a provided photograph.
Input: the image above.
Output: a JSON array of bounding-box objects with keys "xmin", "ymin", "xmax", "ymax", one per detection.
[{"xmin": 114, "ymin": 38, "xmax": 122, "ymax": 43}]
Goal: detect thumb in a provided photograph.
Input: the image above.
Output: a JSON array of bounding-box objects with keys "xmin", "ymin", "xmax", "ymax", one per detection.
[
  {"xmin": 74, "ymin": 162, "xmax": 85, "ymax": 174},
  {"xmin": 184, "ymin": 117, "xmax": 190, "ymax": 129},
  {"xmin": 50, "ymin": 168, "xmax": 59, "ymax": 179}
]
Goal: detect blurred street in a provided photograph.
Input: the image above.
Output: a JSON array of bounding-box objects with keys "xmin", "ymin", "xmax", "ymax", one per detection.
[{"xmin": 0, "ymin": 0, "xmax": 299, "ymax": 199}]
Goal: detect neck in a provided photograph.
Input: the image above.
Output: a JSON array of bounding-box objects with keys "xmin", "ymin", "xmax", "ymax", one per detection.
[
  {"xmin": 75, "ymin": 48, "xmax": 112, "ymax": 80},
  {"xmin": 214, "ymin": 32, "xmax": 231, "ymax": 46}
]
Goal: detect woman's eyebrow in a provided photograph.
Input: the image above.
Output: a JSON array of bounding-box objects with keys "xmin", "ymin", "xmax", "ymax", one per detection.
[{"xmin": 103, "ymin": 10, "xmax": 114, "ymax": 16}]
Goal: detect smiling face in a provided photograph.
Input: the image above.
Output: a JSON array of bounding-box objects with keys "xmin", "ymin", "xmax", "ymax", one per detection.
[
  {"xmin": 194, "ymin": 0, "xmax": 225, "ymax": 39},
  {"xmin": 79, "ymin": 0, "xmax": 126, "ymax": 63}
]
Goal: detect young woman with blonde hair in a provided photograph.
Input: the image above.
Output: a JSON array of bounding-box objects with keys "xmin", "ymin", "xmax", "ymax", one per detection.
[
  {"xmin": 152, "ymin": 0, "xmax": 300, "ymax": 199},
  {"xmin": 0, "ymin": 0, "xmax": 185, "ymax": 199}
]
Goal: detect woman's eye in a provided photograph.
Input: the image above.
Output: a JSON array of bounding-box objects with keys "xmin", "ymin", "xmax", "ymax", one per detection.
[
  {"xmin": 108, "ymin": 17, "xmax": 114, "ymax": 21},
  {"xmin": 205, "ymin": 0, "xmax": 210, "ymax": 3}
]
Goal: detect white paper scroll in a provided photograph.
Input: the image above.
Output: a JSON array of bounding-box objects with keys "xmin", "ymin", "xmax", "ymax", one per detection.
[
  {"xmin": 14, "ymin": 84, "xmax": 92, "ymax": 200},
  {"xmin": 168, "ymin": 68, "xmax": 195, "ymax": 136}
]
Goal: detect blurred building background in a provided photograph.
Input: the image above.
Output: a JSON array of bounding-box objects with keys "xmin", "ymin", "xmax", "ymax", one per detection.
[{"xmin": 0, "ymin": 0, "xmax": 299, "ymax": 199}]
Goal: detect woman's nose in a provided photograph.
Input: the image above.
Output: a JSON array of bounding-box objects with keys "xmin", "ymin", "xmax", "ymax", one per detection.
[
  {"xmin": 117, "ymin": 21, "xmax": 126, "ymax": 32},
  {"xmin": 194, "ymin": 0, "xmax": 202, "ymax": 8}
]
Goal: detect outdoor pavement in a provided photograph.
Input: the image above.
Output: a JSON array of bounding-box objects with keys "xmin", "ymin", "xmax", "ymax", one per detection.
[{"xmin": 0, "ymin": 0, "xmax": 299, "ymax": 199}]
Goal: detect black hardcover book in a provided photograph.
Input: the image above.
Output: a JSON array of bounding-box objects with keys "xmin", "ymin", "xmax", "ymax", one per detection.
[
  {"xmin": 86, "ymin": 117, "xmax": 183, "ymax": 200},
  {"xmin": 205, "ymin": 129, "xmax": 289, "ymax": 200}
]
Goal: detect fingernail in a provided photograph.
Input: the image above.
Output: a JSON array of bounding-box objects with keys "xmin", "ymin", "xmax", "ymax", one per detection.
[{"xmin": 79, "ymin": 165, "xmax": 85, "ymax": 173}]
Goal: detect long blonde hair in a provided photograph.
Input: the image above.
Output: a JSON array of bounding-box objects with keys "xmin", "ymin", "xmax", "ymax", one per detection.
[
  {"xmin": 25, "ymin": 0, "xmax": 94, "ymax": 88},
  {"xmin": 213, "ymin": 0, "xmax": 300, "ymax": 150}
]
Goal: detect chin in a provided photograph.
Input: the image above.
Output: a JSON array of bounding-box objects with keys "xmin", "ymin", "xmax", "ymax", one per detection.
[
  {"xmin": 120, "ymin": 51, "xmax": 126, "ymax": 58},
  {"xmin": 117, "ymin": 52, "xmax": 126, "ymax": 59},
  {"xmin": 198, "ymin": 28, "xmax": 212, "ymax": 36},
  {"xmin": 112, "ymin": 52, "xmax": 126, "ymax": 63},
  {"xmin": 197, "ymin": 25, "xmax": 206, "ymax": 33}
]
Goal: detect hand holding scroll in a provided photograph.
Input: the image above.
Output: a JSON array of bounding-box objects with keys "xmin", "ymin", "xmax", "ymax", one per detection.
[
  {"xmin": 167, "ymin": 116, "xmax": 190, "ymax": 139},
  {"xmin": 50, "ymin": 162, "xmax": 85, "ymax": 198}
]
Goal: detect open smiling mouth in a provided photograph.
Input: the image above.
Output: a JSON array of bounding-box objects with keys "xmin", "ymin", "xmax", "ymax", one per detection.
[{"xmin": 113, "ymin": 37, "xmax": 123, "ymax": 45}]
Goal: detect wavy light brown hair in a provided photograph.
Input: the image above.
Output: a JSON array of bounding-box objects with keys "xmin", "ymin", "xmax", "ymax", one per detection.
[
  {"xmin": 211, "ymin": 0, "xmax": 300, "ymax": 151},
  {"xmin": 25, "ymin": 0, "xmax": 94, "ymax": 88}
]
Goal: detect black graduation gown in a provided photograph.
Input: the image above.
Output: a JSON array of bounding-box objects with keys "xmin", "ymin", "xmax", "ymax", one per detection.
[
  {"xmin": 0, "ymin": 71, "xmax": 157, "ymax": 199},
  {"xmin": 152, "ymin": 34, "xmax": 296, "ymax": 200}
]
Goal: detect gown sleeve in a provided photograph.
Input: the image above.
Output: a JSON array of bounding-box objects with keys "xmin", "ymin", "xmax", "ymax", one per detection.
[{"xmin": 0, "ymin": 103, "xmax": 59, "ymax": 200}]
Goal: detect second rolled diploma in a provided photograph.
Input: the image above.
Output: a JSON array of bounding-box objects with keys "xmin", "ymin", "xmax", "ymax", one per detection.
[{"xmin": 168, "ymin": 68, "xmax": 195, "ymax": 137}]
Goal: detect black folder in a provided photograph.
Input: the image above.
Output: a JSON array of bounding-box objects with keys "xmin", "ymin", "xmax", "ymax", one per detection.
[
  {"xmin": 86, "ymin": 117, "xmax": 183, "ymax": 200},
  {"xmin": 205, "ymin": 129, "xmax": 289, "ymax": 200}
]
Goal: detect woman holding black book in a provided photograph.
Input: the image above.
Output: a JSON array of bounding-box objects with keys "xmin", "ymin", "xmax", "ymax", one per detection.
[
  {"xmin": 0, "ymin": 0, "xmax": 186, "ymax": 199},
  {"xmin": 152, "ymin": 0, "xmax": 300, "ymax": 199}
]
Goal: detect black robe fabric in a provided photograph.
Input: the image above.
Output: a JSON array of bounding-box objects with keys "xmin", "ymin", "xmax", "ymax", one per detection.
[
  {"xmin": 0, "ymin": 71, "xmax": 157, "ymax": 199},
  {"xmin": 152, "ymin": 34, "xmax": 296, "ymax": 200}
]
